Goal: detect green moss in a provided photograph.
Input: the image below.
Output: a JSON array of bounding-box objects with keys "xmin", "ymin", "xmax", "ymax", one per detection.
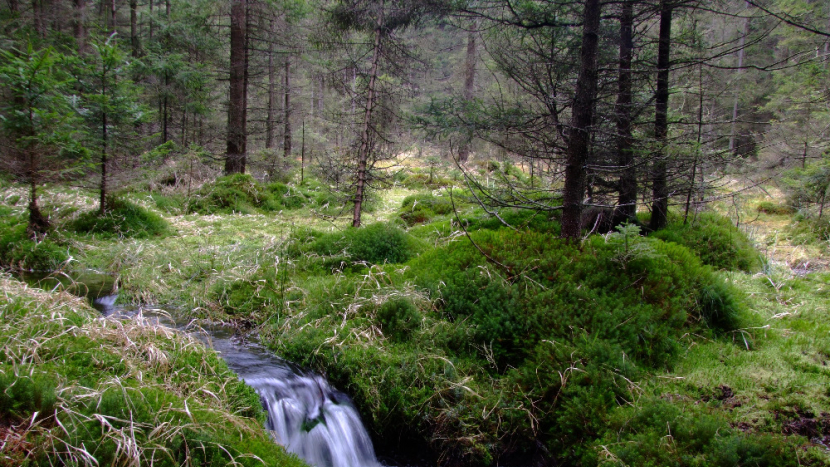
[
  {"xmin": 71, "ymin": 197, "xmax": 171, "ymax": 238},
  {"xmin": 0, "ymin": 207, "xmax": 68, "ymax": 270},
  {"xmin": 650, "ymin": 212, "xmax": 760, "ymax": 272}
]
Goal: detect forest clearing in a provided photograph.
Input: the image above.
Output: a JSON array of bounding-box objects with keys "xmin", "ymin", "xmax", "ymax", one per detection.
[{"xmin": 3, "ymin": 0, "xmax": 830, "ymax": 465}]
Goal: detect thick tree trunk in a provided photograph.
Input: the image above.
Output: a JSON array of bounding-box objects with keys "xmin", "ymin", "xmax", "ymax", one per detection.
[
  {"xmin": 352, "ymin": 25, "xmax": 383, "ymax": 228},
  {"xmin": 283, "ymin": 57, "xmax": 291, "ymax": 158},
  {"xmin": 649, "ymin": 0, "xmax": 672, "ymax": 231},
  {"xmin": 457, "ymin": 24, "xmax": 476, "ymax": 164},
  {"xmin": 560, "ymin": 0, "xmax": 602, "ymax": 240},
  {"xmin": 225, "ymin": 0, "xmax": 247, "ymax": 174},
  {"xmin": 130, "ymin": 0, "xmax": 138, "ymax": 56},
  {"xmin": 73, "ymin": 0, "xmax": 86, "ymax": 53},
  {"xmin": 616, "ymin": 0, "xmax": 636, "ymax": 219}
]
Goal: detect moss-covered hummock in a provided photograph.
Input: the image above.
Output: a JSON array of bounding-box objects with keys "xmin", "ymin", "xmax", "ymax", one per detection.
[{"xmin": 0, "ymin": 274, "xmax": 306, "ymax": 467}]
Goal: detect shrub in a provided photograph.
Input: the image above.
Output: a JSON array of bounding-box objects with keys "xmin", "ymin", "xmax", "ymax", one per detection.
[
  {"xmin": 71, "ymin": 197, "xmax": 170, "ymax": 238},
  {"xmin": 650, "ymin": 212, "xmax": 760, "ymax": 272}
]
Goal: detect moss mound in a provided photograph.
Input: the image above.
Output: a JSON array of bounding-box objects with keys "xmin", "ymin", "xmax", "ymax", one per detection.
[
  {"xmin": 0, "ymin": 207, "xmax": 68, "ymax": 270},
  {"xmin": 187, "ymin": 174, "xmax": 281, "ymax": 214},
  {"xmin": 650, "ymin": 212, "xmax": 760, "ymax": 272},
  {"xmin": 71, "ymin": 198, "xmax": 170, "ymax": 238},
  {"xmin": 269, "ymin": 229, "xmax": 750, "ymax": 465},
  {"xmin": 294, "ymin": 222, "xmax": 424, "ymax": 265}
]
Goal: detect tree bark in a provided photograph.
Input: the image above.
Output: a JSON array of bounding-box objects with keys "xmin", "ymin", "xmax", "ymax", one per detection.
[
  {"xmin": 649, "ymin": 0, "xmax": 672, "ymax": 232},
  {"xmin": 352, "ymin": 25, "xmax": 383, "ymax": 228},
  {"xmin": 73, "ymin": 0, "xmax": 86, "ymax": 53},
  {"xmin": 109, "ymin": 0, "xmax": 116, "ymax": 34},
  {"xmin": 283, "ymin": 57, "xmax": 291, "ymax": 158},
  {"xmin": 225, "ymin": 0, "xmax": 247, "ymax": 174},
  {"xmin": 457, "ymin": 23, "xmax": 476, "ymax": 163},
  {"xmin": 130, "ymin": 0, "xmax": 138, "ymax": 56},
  {"xmin": 560, "ymin": 0, "xmax": 602, "ymax": 240},
  {"xmin": 729, "ymin": 1, "xmax": 751, "ymax": 155},
  {"xmin": 616, "ymin": 0, "xmax": 636, "ymax": 219},
  {"xmin": 266, "ymin": 20, "xmax": 276, "ymax": 149}
]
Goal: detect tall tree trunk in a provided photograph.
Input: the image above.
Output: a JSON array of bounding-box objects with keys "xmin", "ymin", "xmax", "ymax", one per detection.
[
  {"xmin": 109, "ymin": 0, "xmax": 116, "ymax": 34},
  {"xmin": 457, "ymin": 23, "xmax": 477, "ymax": 164},
  {"xmin": 8, "ymin": 0, "xmax": 18, "ymax": 13},
  {"xmin": 100, "ymin": 76, "xmax": 109, "ymax": 215},
  {"xmin": 73, "ymin": 0, "xmax": 86, "ymax": 52},
  {"xmin": 649, "ymin": 0, "xmax": 673, "ymax": 231},
  {"xmin": 148, "ymin": 0, "xmax": 153, "ymax": 41},
  {"xmin": 266, "ymin": 20, "xmax": 276, "ymax": 149},
  {"xmin": 32, "ymin": 0, "xmax": 43, "ymax": 36},
  {"xmin": 729, "ymin": 1, "xmax": 751, "ymax": 155},
  {"xmin": 130, "ymin": 0, "xmax": 138, "ymax": 56},
  {"xmin": 560, "ymin": 0, "xmax": 602, "ymax": 240},
  {"xmin": 616, "ymin": 0, "xmax": 636, "ymax": 219},
  {"xmin": 225, "ymin": 0, "xmax": 247, "ymax": 174},
  {"xmin": 352, "ymin": 25, "xmax": 383, "ymax": 228},
  {"xmin": 283, "ymin": 57, "xmax": 292, "ymax": 158}
]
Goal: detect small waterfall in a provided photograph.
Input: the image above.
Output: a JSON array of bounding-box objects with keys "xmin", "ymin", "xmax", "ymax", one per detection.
[
  {"xmin": 205, "ymin": 332, "xmax": 382, "ymax": 467},
  {"xmin": 250, "ymin": 375, "xmax": 381, "ymax": 467}
]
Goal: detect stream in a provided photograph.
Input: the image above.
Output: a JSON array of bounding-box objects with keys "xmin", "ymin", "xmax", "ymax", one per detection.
[{"xmin": 21, "ymin": 271, "xmax": 387, "ymax": 467}]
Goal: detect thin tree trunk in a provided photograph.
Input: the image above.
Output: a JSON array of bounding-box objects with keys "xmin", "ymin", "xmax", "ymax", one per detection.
[
  {"xmin": 101, "ymin": 89, "xmax": 108, "ymax": 214},
  {"xmin": 352, "ymin": 25, "xmax": 383, "ymax": 228},
  {"xmin": 110, "ymin": 0, "xmax": 116, "ymax": 34},
  {"xmin": 616, "ymin": 0, "xmax": 636, "ymax": 219},
  {"xmin": 283, "ymin": 57, "xmax": 292, "ymax": 158},
  {"xmin": 729, "ymin": 1, "xmax": 750, "ymax": 155},
  {"xmin": 685, "ymin": 59, "xmax": 704, "ymax": 225},
  {"xmin": 225, "ymin": 0, "xmax": 247, "ymax": 174},
  {"xmin": 649, "ymin": 0, "xmax": 672, "ymax": 232},
  {"xmin": 162, "ymin": 73, "xmax": 169, "ymax": 143},
  {"xmin": 561, "ymin": 0, "xmax": 602, "ymax": 240},
  {"xmin": 130, "ymin": 0, "xmax": 138, "ymax": 56},
  {"xmin": 266, "ymin": 20, "xmax": 275, "ymax": 149},
  {"xmin": 457, "ymin": 23, "xmax": 477, "ymax": 164},
  {"xmin": 148, "ymin": 0, "xmax": 153, "ymax": 40}
]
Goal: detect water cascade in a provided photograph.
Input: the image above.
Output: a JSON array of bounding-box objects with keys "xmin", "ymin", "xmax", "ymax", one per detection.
[
  {"xmin": 193, "ymin": 329, "xmax": 383, "ymax": 467},
  {"xmin": 18, "ymin": 271, "xmax": 383, "ymax": 467}
]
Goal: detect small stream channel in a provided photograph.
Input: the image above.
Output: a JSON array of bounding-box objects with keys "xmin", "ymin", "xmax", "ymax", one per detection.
[{"xmin": 20, "ymin": 270, "xmax": 392, "ymax": 467}]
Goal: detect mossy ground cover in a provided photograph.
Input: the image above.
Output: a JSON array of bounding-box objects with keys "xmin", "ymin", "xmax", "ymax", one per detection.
[
  {"xmin": 0, "ymin": 274, "xmax": 306, "ymax": 467},
  {"xmin": 1, "ymin": 175, "xmax": 830, "ymax": 466}
]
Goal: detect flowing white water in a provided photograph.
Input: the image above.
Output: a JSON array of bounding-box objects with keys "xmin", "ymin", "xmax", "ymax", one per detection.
[
  {"xmin": 21, "ymin": 279, "xmax": 384, "ymax": 467},
  {"xmin": 206, "ymin": 331, "xmax": 382, "ymax": 467}
]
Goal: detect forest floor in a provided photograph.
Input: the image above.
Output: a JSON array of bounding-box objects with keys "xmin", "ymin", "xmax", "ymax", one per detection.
[{"xmin": 1, "ymin": 170, "xmax": 830, "ymax": 465}]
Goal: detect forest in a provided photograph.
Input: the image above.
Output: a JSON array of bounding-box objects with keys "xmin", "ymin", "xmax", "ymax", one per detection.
[{"xmin": 1, "ymin": 0, "xmax": 830, "ymax": 465}]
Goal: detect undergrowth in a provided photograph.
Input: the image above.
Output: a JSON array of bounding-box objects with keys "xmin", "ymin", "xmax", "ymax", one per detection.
[
  {"xmin": 264, "ymin": 229, "xmax": 766, "ymax": 465},
  {"xmin": 0, "ymin": 274, "xmax": 305, "ymax": 467},
  {"xmin": 649, "ymin": 211, "xmax": 760, "ymax": 272},
  {"xmin": 71, "ymin": 197, "xmax": 171, "ymax": 238}
]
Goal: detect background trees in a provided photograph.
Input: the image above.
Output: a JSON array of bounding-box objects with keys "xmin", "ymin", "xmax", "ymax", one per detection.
[{"xmin": 0, "ymin": 0, "xmax": 827, "ymax": 235}]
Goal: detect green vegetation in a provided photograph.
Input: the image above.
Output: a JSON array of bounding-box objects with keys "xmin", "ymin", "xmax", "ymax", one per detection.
[
  {"xmin": 1, "ymin": 175, "xmax": 828, "ymax": 467},
  {"xmin": 0, "ymin": 274, "xmax": 306, "ymax": 467},
  {"xmin": 650, "ymin": 212, "xmax": 760, "ymax": 272},
  {"xmin": 0, "ymin": 206, "xmax": 68, "ymax": 270},
  {"xmin": 71, "ymin": 197, "xmax": 171, "ymax": 238}
]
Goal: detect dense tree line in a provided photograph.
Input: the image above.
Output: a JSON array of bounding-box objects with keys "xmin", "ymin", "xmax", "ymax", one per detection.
[{"xmin": 1, "ymin": 0, "xmax": 828, "ymax": 236}]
